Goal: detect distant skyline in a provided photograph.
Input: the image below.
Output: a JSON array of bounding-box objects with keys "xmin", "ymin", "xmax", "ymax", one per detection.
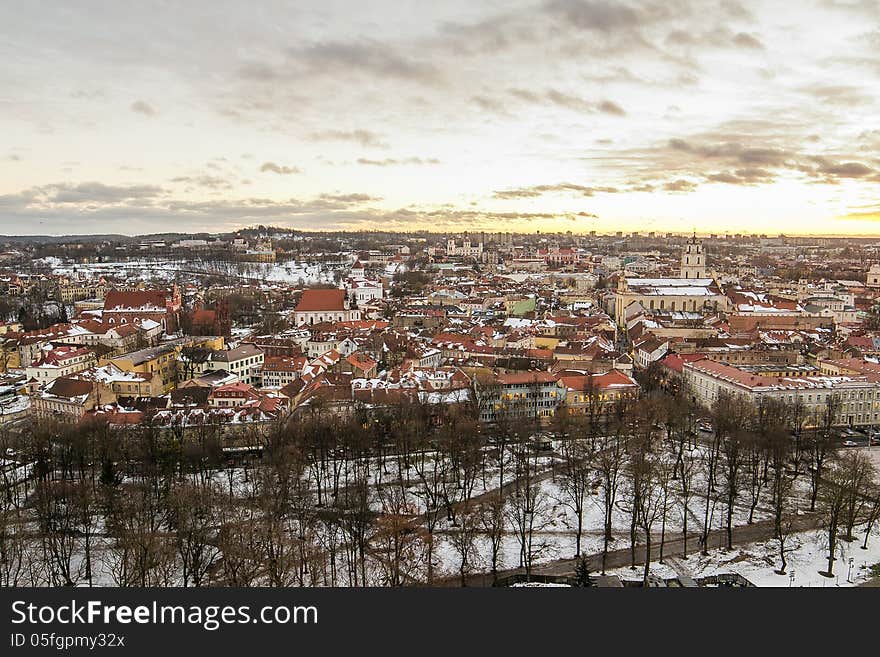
[{"xmin": 1, "ymin": 1, "xmax": 879, "ymax": 236}]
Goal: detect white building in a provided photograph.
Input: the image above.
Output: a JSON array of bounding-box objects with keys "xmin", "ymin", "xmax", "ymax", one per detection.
[{"xmin": 683, "ymin": 358, "xmax": 880, "ymax": 428}]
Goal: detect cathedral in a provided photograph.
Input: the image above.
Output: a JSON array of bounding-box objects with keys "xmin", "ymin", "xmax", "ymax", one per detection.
[{"xmin": 613, "ymin": 234, "xmax": 728, "ymax": 327}]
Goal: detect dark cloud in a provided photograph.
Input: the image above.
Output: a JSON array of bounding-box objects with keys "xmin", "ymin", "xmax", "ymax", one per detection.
[
  {"xmin": 598, "ymin": 99, "xmax": 626, "ymax": 116},
  {"xmin": 259, "ymin": 162, "xmax": 301, "ymax": 175},
  {"xmin": 289, "ymin": 41, "xmax": 442, "ymax": 85},
  {"xmin": 545, "ymin": 89, "xmax": 594, "ymax": 112},
  {"xmin": 130, "ymin": 100, "xmax": 157, "ymax": 117},
  {"xmin": 706, "ymin": 168, "xmax": 774, "ymax": 184},
  {"xmin": 663, "ymin": 179, "xmax": 698, "ymax": 192},
  {"xmin": 817, "ymin": 160, "xmax": 874, "ymax": 178},
  {"xmin": 0, "ymin": 183, "xmax": 588, "ymax": 235},
  {"xmin": 542, "ymin": 0, "xmax": 643, "ymax": 32},
  {"xmin": 732, "ymin": 32, "xmax": 764, "ymax": 49},
  {"xmin": 28, "ymin": 182, "xmax": 165, "ymax": 204},
  {"xmin": 666, "ymin": 138, "xmax": 791, "ymax": 166}
]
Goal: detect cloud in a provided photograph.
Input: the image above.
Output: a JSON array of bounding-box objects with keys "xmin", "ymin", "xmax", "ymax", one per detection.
[
  {"xmin": 816, "ymin": 160, "xmax": 874, "ymax": 178},
  {"xmin": 663, "ymin": 179, "xmax": 698, "ymax": 192},
  {"xmin": 130, "ymin": 100, "xmax": 157, "ymax": 117},
  {"xmin": 0, "ymin": 182, "xmax": 593, "ymax": 235},
  {"xmin": 259, "ymin": 162, "xmax": 301, "ymax": 175},
  {"xmin": 356, "ymin": 157, "xmax": 440, "ymax": 166},
  {"xmin": 666, "ymin": 138, "xmax": 791, "ymax": 166},
  {"xmin": 170, "ymin": 176, "xmax": 234, "ymax": 190},
  {"xmin": 318, "ymin": 193, "xmax": 382, "ymax": 203},
  {"xmin": 706, "ymin": 168, "xmax": 774, "ymax": 185},
  {"xmin": 598, "ymin": 99, "xmax": 626, "ymax": 116},
  {"xmin": 732, "ymin": 32, "xmax": 764, "ymax": 49},
  {"xmin": 237, "ymin": 62, "xmax": 279, "ymax": 81},
  {"xmin": 309, "ymin": 130, "xmax": 388, "ymax": 149},
  {"xmin": 542, "ymin": 0, "xmax": 643, "ymax": 32},
  {"xmin": 28, "ymin": 182, "xmax": 165, "ymax": 204},
  {"xmin": 471, "ymin": 95, "xmax": 511, "ymax": 115},
  {"xmin": 493, "ymin": 182, "xmax": 619, "ymax": 199},
  {"xmin": 290, "ymin": 41, "xmax": 442, "ymax": 85},
  {"xmin": 801, "ymin": 84, "xmax": 873, "ymax": 106},
  {"xmin": 507, "ymin": 88, "xmax": 626, "ymax": 115}
]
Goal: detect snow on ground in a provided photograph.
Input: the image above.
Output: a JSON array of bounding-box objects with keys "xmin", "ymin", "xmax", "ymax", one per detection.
[
  {"xmin": 41, "ymin": 257, "xmax": 340, "ymax": 286},
  {"xmin": 605, "ymin": 524, "xmax": 880, "ymax": 587}
]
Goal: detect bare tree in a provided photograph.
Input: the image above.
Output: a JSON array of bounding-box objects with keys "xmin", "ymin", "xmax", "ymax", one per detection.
[
  {"xmin": 555, "ymin": 428, "xmax": 594, "ymax": 556},
  {"xmin": 216, "ymin": 503, "xmax": 262, "ymax": 586},
  {"xmin": 373, "ymin": 480, "xmax": 425, "ymax": 587},
  {"xmin": 477, "ymin": 494, "xmax": 506, "ymax": 584},
  {"xmin": 818, "ymin": 455, "xmax": 855, "ymax": 578},
  {"xmin": 449, "ymin": 501, "xmax": 481, "ymax": 586},
  {"xmin": 505, "ymin": 440, "xmax": 551, "ymax": 576},
  {"xmin": 841, "ymin": 451, "xmax": 873, "ymax": 542},
  {"xmin": 861, "ymin": 482, "xmax": 880, "ymax": 550},
  {"xmin": 676, "ymin": 441, "xmax": 698, "ymax": 558},
  {"xmin": 596, "ymin": 404, "xmax": 627, "ymax": 573},
  {"xmin": 166, "ymin": 481, "xmax": 220, "ymax": 587},
  {"xmin": 808, "ymin": 394, "xmax": 842, "ymax": 511}
]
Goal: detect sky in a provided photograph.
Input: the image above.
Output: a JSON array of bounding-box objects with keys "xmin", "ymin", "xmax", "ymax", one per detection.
[{"xmin": 1, "ymin": 0, "xmax": 879, "ymax": 237}]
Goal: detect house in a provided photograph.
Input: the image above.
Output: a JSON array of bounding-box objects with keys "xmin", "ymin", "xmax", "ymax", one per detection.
[
  {"xmin": 110, "ymin": 336, "xmax": 224, "ymax": 393},
  {"xmin": 26, "ymin": 346, "xmax": 97, "ymax": 386},
  {"xmin": 31, "ymin": 377, "xmax": 96, "ymax": 423},
  {"xmin": 83, "ymin": 363, "xmax": 164, "ymax": 401},
  {"xmin": 204, "ymin": 344, "xmax": 264, "ymax": 386},
  {"xmin": 683, "ymin": 358, "xmax": 880, "ymax": 428},
  {"xmin": 633, "ymin": 335, "xmax": 669, "ymax": 369},
  {"xmin": 261, "ymin": 355, "xmax": 307, "ymax": 388},
  {"xmin": 556, "ymin": 370, "xmax": 640, "ymax": 415},
  {"xmin": 208, "ymin": 382, "xmax": 263, "ymax": 408},
  {"xmin": 477, "ymin": 371, "xmax": 561, "ymax": 423},
  {"xmin": 341, "ymin": 351, "xmax": 378, "ymax": 378},
  {"xmin": 293, "ymin": 289, "xmax": 362, "ymax": 326}
]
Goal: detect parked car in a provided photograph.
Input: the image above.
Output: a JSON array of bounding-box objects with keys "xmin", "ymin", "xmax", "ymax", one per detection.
[{"xmin": 842, "ymin": 440, "xmax": 859, "ymax": 447}]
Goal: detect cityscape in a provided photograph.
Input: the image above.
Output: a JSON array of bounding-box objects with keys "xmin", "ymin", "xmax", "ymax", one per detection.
[
  {"xmin": 0, "ymin": 230, "xmax": 879, "ymax": 587},
  {"xmin": 2, "ymin": 1, "xmax": 880, "ymax": 592}
]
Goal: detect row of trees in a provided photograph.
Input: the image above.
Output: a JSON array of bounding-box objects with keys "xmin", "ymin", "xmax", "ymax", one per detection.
[{"xmin": 2, "ymin": 377, "xmax": 880, "ymax": 587}]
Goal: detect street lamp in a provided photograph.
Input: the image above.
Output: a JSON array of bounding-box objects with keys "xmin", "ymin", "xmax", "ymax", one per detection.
[
  {"xmin": 847, "ymin": 557, "xmax": 854, "ymax": 583},
  {"xmin": 789, "ymin": 570, "xmax": 795, "ymax": 587}
]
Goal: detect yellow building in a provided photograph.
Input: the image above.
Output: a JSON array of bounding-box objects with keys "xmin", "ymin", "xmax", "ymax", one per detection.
[
  {"xmin": 533, "ymin": 336, "xmax": 561, "ymax": 350},
  {"xmin": 110, "ymin": 336, "xmax": 224, "ymax": 392}
]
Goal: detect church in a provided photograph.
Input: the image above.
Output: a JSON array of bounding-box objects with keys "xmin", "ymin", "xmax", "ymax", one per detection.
[{"xmin": 613, "ymin": 234, "xmax": 729, "ymax": 328}]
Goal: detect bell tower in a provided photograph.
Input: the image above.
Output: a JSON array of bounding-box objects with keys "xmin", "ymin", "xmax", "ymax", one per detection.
[{"xmin": 680, "ymin": 232, "xmax": 706, "ymax": 279}]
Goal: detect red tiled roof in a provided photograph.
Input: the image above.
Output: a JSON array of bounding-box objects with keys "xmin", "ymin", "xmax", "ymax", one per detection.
[
  {"xmin": 296, "ymin": 289, "xmax": 346, "ymax": 312},
  {"xmin": 104, "ymin": 289, "xmax": 169, "ymax": 311},
  {"xmin": 660, "ymin": 353, "xmax": 707, "ymax": 373}
]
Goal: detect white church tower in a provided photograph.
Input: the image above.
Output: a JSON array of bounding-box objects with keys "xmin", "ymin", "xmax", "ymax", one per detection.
[{"xmin": 681, "ymin": 232, "xmax": 707, "ymax": 279}]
